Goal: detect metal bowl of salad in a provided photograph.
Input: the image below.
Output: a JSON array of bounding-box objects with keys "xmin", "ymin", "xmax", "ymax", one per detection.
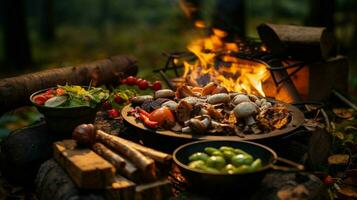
[{"xmin": 30, "ymin": 85, "xmax": 109, "ymax": 136}]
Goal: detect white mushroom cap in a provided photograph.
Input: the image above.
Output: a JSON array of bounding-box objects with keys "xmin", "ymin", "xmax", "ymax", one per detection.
[
  {"xmin": 233, "ymin": 102, "xmax": 258, "ymax": 125},
  {"xmin": 207, "ymin": 93, "xmax": 230, "ymax": 104},
  {"xmin": 232, "ymin": 94, "xmax": 251, "ymax": 105},
  {"xmin": 234, "ymin": 102, "xmax": 257, "ymax": 118},
  {"xmin": 161, "ymin": 100, "xmax": 178, "ymax": 111},
  {"xmin": 154, "ymin": 89, "xmax": 175, "ymax": 99}
]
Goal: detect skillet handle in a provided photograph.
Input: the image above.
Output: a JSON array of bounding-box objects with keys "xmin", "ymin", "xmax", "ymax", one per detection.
[{"xmin": 271, "ymin": 157, "xmax": 305, "ymax": 172}]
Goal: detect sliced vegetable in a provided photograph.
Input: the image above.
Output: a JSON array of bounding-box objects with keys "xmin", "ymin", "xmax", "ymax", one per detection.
[
  {"xmin": 33, "ymin": 95, "xmax": 47, "ymax": 105},
  {"xmin": 149, "ymin": 107, "xmax": 175, "ymax": 128},
  {"xmin": 44, "ymin": 96, "xmax": 68, "ymax": 107},
  {"xmin": 139, "ymin": 113, "xmax": 159, "ymax": 129}
]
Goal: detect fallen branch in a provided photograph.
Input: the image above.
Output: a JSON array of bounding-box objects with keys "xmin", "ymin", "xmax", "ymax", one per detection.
[{"xmin": 0, "ymin": 55, "xmax": 137, "ymax": 114}]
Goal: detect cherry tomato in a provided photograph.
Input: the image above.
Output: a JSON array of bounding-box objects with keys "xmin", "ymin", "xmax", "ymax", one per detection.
[
  {"xmin": 149, "ymin": 107, "xmax": 175, "ymax": 128},
  {"xmin": 114, "ymin": 95, "xmax": 123, "ymax": 104},
  {"xmin": 323, "ymin": 175, "xmax": 335, "ymax": 186},
  {"xmin": 120, "ymin": 78, "xmax": 128, "ymax": 84},
  {"xmin": 126, "ymin": 76, "xmax": 137, "ymax": 85},
  {"xmin": 103, "ymin": 101, "xmax": 112, "ymax": 110},
  {"xmin": 45, "ymin": 89, "xmax": 55, "ymax": 95},
  {"xmin": 137, "ymin": 80, "xmax": 149, "ymax": 90},
  {"xmin": 56, "ymin": 88, "xmax": 66, "ymax": 95},
  {"xmin": 33, "ymin": 95, "xmax": 47, "ymax": 105},
  {"xmin": 108, "ymin": 109, "xmax": 119, "ymax": 118},
  {"xmin": 151, "ymin": 81, "xmax": 162, "ymax": 91}
]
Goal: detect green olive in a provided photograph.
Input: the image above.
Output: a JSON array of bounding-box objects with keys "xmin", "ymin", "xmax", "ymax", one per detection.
[
  {"xmin": 201, "ymin": 166, "xmax": 221, "ymax": 173},
  {"xmin": 188, "ymin": 160, "xmax": 206, "ymax": 170},
  {"xmin": 231, "ymin": 154, "xmax": 253, "ymax": 167},
  {"xmin": 188, "ymin": 152, "xmax": 210, "ymax": 162},
  {"xmin": 206, "ymin": 156, "xmax": 226, "ymax": 169},
  {"xmin": 223, "ymin": 164, "xmax": 237, "ymax": 174},
  {"xmin": 250, "ymin": 158, "xmax": 263, "ymax": 171},
  {"xmin": 232, "ymin": 165, "xmax": 252, "ymax": 174},
  {"xmin": 204, "ymin": 147, "xmax": 219, "ymax": 155},
  {"xmin": 211, "ymin": 150, "xmax": 224, "ymax": 157},
  {"xmin": 233, "ymin": 148, "xmax": 249, "ymax": 155},
  {"xmin": 219, "ymin": 146, "xmax": 235, "ymax": 152},
  {"xmin": 222, "ymin": 150, "xmax": 235, "ymax": 160}
]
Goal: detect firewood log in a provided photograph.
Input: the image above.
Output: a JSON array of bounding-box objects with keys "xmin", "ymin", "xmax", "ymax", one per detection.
[
  {"xmin": 0, "ymin": 55, "xmax": 137, "ymax": 114},
  {"xmin": 257, "ymin": 23, "xmax": 336, "ymax": 61}
]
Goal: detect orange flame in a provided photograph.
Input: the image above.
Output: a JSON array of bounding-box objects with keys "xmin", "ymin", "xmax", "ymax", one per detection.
[{"xmin": 183, "ymin": 29, "xmax": 269, "ymax": 96}]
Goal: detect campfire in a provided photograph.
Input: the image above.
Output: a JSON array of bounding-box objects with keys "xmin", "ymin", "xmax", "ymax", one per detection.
[
  {"xmin": 159, "ymin": 24, "xmax": 348, "ymax": 104},
  {"xmin": 181, "ymin": 28, "xmax": 270, "ymax": 97}
]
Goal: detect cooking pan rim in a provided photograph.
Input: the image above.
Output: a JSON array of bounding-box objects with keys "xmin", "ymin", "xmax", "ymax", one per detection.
[{"xmin": 172, "ymin": 140, "xmax": 278, "ymax": 176}]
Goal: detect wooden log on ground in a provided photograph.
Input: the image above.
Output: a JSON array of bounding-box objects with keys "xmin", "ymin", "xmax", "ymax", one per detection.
[
  {"xmin": 105, "ymin": 175, "xmax": 136, "ymax": 200},
  {"xmin": 35, "ymin": 159, "xmax": 105, "ymax": 200},
  {"xmin": 135, "ymin": 179, "xmax": 172, "ymax": 200},
  {"xmin": 53, "ymin": 140, "xmax": 115, "ymax": 189},
  {"xmin": 0, "ymin": 55, "xmax": 137, "ymax": 114},
  {"xmin": 0, "ymin": 121, "xmax": 55, "ymax": 185},
  {"xmin": 257, "ymin": 23, "xmax": 336, "ymax": 61}
]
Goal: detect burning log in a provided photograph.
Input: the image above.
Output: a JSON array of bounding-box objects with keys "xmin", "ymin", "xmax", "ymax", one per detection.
[
  {"xmin": 257, "ymin": 23, "xmax": 336, "ymax": 61},
  {"xmin": 0, "ymin": 55, "xmax": 137, "ymax": 114}
]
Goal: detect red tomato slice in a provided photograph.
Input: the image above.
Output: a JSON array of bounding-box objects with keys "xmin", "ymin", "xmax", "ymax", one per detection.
[{"xmin": 33, "ymin": 95, "xmax": 47, "ymax": 105}]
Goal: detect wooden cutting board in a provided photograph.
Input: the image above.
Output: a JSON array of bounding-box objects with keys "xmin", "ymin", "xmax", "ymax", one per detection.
[{"xmin": 53, "ymin": 139, "xmax": 116, "ymax": 189}]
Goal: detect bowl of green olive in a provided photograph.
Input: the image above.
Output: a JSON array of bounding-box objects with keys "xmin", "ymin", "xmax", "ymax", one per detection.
[{"xmin": 173, "ymin": 140, "xmax": 304, "ymax": 195}]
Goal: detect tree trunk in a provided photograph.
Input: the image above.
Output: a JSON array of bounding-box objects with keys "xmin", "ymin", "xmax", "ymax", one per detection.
[
  {"xmin": 212, "ymin": 0, "xmax": 246, "ymax": 38},
  {"xmin": 40, "ymin": 0, "xmax": 55, "ymax": 42},
  {"xmin": 306, "ymin": 0, "xmax": 335, "ymax": 30},
  {"xmin": 2, "ymin": 0, "xmax": 32, "ymax": 70},
  {"xmin": 0, "ymin": 55, "xmax": 137, "ymax": 114}
]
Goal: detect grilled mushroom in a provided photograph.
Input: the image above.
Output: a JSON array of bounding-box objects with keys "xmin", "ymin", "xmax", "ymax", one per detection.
[
  {"xmin": 154, "ymin": 89, "xmax": 175, "ymax": 99},
  {"xmin": 187, "ymin": 115, "xmax": 211, "ymax": 134},
  {"xmin": 202, "ymin": 82, "xmax": 217, "ymax": 96},
  {"xmin": 176, "ymin": 85, "xmax": 196, "ymax": 98},
  {"xmin": 131, "ymin": 95, "xmax": 154, "ymax": 105},
  {"xmin": 233, "ymin": 102, "xmax": 258, "ymax": 125},
  {"xmin": 232, "ymin": 94, "xmax": 251, "ymax": 105},
  {"xmin": 207, "ymin": 93, "xmax": 230, "ymax": 104},
  {"xmin": 161, "ymin": 100, "xmax": 178, "ymax": 112},
  {"xmin": 176, "ymin": 100, "xmax": 193, "ymax": 123}
]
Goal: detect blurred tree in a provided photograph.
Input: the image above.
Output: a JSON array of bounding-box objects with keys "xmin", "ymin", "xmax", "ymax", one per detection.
[
  {"xmin": 306, "ymin": 0, "xmax": 335, "ymax": 30},
  {"xmin": 98, "ymin": 0, "xmax": 109, "ymax": 37},
  {"xmin": 179, "ymin": 0, "xmax": 246, "ymax": 38},
  {"xmin": 212, "ymin": 0, "xmax": 246, "ymax": 38},
  {"xmin": 2, "ymin": 0, "xmax": 32, "ymax": 70},
  {"xmin": 40, "ymin": 0, "xmax": 55, "ymax": 42}
]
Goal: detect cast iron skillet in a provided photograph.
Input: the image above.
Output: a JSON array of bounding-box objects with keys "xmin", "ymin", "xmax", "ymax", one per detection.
[
  {"xmin": 121, "ymin": 101, "xmax": 304, "ymax": 141},
  {"xmin": 173, "ymin": 140, "xmax": 304, "ymax": 195}
]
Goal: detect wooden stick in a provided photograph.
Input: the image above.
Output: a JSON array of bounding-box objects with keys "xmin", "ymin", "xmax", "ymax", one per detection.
[
  {"xmin": 92, "ymin": 142, "xmax": 141, "ymax": 182},
  {"xmin": 106, "ymin": 134, "xmax": 172, "ymax": 164},
  {"xmin": 332, "ymin": 90, "xmax": 357, "ymax": 111},
  {"xmin": 96, "ymin": 130, "xmax": 157, "ymax": 181},
  {"xmin": 92, "ymin": 143, "xmax": 126, "ymax": 169}
]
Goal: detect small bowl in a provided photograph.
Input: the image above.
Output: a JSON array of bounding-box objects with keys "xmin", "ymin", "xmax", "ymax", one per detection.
[
  {"xmin": 173, "ymin": 140, "xmax": 277, "ymax": 195},
  {"xmin": 30, "ymin": 87, "xmax": 101, "ymax": 136}
]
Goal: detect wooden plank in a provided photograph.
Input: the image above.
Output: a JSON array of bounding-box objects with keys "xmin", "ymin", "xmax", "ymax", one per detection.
[
  {"xmin": 53, "ymin": 139, "xmax": 115, "ymax": 189},
  {"xmin": 105, "ymin": 175, "xmax": 136, "ymax": 200},
  {"xmin": 135, "ymin": 179, "xmax": 172, "ymax": 200}
]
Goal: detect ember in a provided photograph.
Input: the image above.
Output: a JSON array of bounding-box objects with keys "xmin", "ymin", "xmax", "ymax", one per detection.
[{"xmin": 182, "ymin": 28, "xmax": 270, "ymax": 97}]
